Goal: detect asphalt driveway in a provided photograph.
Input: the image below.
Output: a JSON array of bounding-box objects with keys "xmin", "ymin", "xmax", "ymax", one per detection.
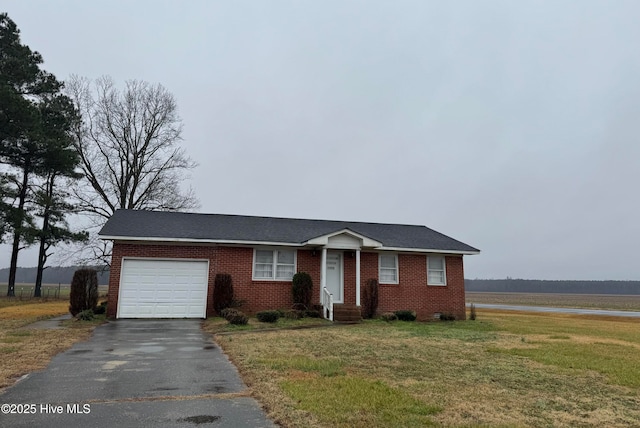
[{"xmin": 0, "ymin": 320, "xmax": 276, "ymax": 427}]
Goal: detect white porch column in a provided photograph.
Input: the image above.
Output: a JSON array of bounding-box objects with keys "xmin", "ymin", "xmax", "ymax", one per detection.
[
  {"xmin": 355, "ymin": 249, "xmax": 361, "ymax": 306},
  {"xmin": 320, "ymin": 248, "xmax": 327, "ymax": 303}
]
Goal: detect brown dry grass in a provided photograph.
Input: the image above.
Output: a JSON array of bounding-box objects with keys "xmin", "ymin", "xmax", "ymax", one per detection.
[
  {"xmin": 212, "ymin": 311, "xmax": 640, "ymax": 427},
  {"xmin": 467, "ymin": 291, "xmax": 640, "ymax": 311},
  {"xmin": 0, "ymin": 299, "xmax": 101, "ymax": 391}
]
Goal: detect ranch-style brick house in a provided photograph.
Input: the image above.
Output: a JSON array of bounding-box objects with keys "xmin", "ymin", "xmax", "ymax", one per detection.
[{"xmin": 99, "ymin": 210, "xmax": 480, "ymax": 321}]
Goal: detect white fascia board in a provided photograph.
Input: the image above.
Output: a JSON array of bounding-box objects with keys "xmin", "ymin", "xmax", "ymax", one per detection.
[
  {"xmin": 98, "ymin": 235, "xmax": 480, "ymax": 255},
  {"xmin": 98, "ymin": 235, "xmax": 305, "ymax": 247},
  {"xmin": 305, "ymin": 229, "xmax": 382, "ymax": 248},
  {"xmin": 377, "ymin": 246, "xmax": 480, "ymax": 255}
]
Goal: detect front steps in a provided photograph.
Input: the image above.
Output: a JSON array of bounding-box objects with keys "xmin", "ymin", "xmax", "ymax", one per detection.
[{"xmin": 332, "ymin": 304, "xmax": 362, "ymax": 323}]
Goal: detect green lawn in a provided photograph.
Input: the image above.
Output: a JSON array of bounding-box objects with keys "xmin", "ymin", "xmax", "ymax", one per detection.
[{"xmin": 213, "ymin": 310, "xmax": 640, "ymax": 427}]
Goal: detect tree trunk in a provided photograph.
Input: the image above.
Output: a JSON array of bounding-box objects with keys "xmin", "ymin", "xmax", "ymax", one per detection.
[
  {"xmin": 34, "ymin": 215, "xmax": 49, "ymax": 297},
  {"xmin": 7, "ymin": 229, "xmax": 20, "ymax": 297},
  {"xmin": 34, "ymin": 174, "xmax": 54, "ymax": 298},
  {"xmin": 7, "ymin": 167, "xmax": 29, "ymax": 297}
]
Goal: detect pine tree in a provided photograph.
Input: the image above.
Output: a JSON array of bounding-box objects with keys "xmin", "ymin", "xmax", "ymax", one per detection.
[
  {"xmin": 32, "ymin": 95, "xmax": 87, "ymax": 296},
  {"xmin": 0, "ymin": 13, "xmax": 83, "ymax": 296}
]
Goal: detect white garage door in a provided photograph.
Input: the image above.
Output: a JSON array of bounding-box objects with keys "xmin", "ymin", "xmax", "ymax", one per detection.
[{"xmin": 118, "ymin": 259, "xmax": 209, "ymax": 318}]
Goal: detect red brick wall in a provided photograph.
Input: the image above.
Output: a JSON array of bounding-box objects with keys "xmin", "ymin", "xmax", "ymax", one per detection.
[
  {"xmin": 376, "ymin": 254, "xmax": 466, "ymax": 320},
  {"xmin": 107, "ymin": 243, "xmax": 218, "ymax": 318},
  {"xmin": 360, "ymin": 252, "xmax": 379, "ymax": 286},
  {"xmin": 343, "ymin": 253, "xmax": 356, "ymax": 305},
  {"xmin": 108, "ymin": 244, "xmax": 325, "ymax": 317},
  {"xmin": 215, "ymin": 246, "xmax": 295, "ymax": 313},
  {"xmin": 108, "ymin": 243, "xmax": 467, "ymax": 320}
]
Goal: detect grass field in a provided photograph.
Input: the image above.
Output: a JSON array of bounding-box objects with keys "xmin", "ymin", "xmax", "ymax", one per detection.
[
  {"xmin": 0, "ymin": 283, "xmax": 108, "ymax": 299},
  {"xmin": 211, "ymin": 310, "xmax": 640, "ymax": 427},
  {"xmin": 467, "ymin": 291, "xmax": 640, "ymax": 311},
  {"xmin": 2, "ymin": 292, "xmax": 639, "ymax": 426}
]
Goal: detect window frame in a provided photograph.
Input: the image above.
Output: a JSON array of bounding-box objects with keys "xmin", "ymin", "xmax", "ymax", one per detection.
[
  {"xmin": 378, "ymin": 253, "xmax": 399, "ymax": 285},
  {"xmin": 427, "ymin": 255, "xmax": 447, "ymax": 286},
  {"xmin": 252, "ymin": 248, "xmax": 297, "ymax": 281}
]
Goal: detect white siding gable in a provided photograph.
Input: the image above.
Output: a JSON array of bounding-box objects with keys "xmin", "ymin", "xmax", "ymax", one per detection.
[{"xmin": 327, "ymin": 233, "xmax": 361, "ymax": 249}]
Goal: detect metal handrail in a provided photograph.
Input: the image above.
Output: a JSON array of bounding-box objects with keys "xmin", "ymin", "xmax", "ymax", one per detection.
[{"xmin": 322, "ymin": 287, "xmax": 334, "ymax": 321}]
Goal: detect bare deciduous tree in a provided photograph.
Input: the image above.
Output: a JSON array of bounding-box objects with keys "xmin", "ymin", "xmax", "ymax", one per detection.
[{"xmin": 66, "ymin": 76, "xmax": 199, "ymax": 263}]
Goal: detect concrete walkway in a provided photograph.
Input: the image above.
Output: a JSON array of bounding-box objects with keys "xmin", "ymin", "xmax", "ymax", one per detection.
[
  {"xmin": 24, "ymin": 313, "xmax": 72, "ymax": 329},
  {"xmin": 0, "ymin": 320, "xmax": 276, "ymax": 427},
  {"xmin": 470, "ymin": 303, "xmax": 640, "ymax": 318}
]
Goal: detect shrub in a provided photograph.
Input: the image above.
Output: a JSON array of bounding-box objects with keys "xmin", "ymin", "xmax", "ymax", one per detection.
[
  {"xmin": 77, "ymin": 309, "xmax": 94, "ymax": 321},
  {"xmin": 292, "ymin": 272, "xmax": 313, "ymax": 309},
  {"xmin": 469, "ymin": 303, "xmax": 477, "ymax": 321},
  {"xmin": 381, "ymin": 312, "xmax": 397, "ymax": 322},
  {"xmin": 361, "ymin": 278, "xmax": 379, "ymax": 319},
  {"xmin": 394, "ymin": 310, "xmax": 417, "ymax": 322},
  {"xmin": 93, "ymin": 301, "xmax": 107, "ymax": 315},
  {"xmin": 256, "ymin": 310, "xmax": 280, "ymax": 323},
  {"xmin": 228, "ymin": 298, "xmax": 246, "ymax": 309},
  {"xmin": 291, "ymin": 302, "xmax": 307, "ymax": 311},
  {"xmin": 440, "ymin": 312, "xmax": 456, "ymax": 321},
  {"xmin": 213, "ymin": 273, "xmax": 234, "ymax": 315},
  {"xmin": 69, "ymin": 268, "xmax": 99, "ymax": 316},
  {"xmin": 304, "ymin": 309, "xmax": 321, "ymax": 318},
  {"xmin": 283, "ymin": 309, "xmax": 303, "ymax": 320},
  {"xmin": 227, "ymin": 311, "xmax": 248, "ymax": 325},
  {"xmin": 220, "ymin": 307, "xmax": 240, "ymax": 321}
]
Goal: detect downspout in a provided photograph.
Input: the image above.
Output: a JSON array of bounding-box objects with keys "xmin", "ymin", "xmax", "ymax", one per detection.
[{"xmin": 356, "ymin": 249, "xmax": 361, "ymax": 306}]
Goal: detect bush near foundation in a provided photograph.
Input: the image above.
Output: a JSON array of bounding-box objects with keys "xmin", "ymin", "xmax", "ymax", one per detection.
[
  {"xmin": 227, "ymin": 311, "xmax": 248, "ymax": 325},
  {"xmin": 220, "ymin": 308, "xmax": 240, "ymax": 321},
  {"xmin": 394, "ymin": 310, "xmax": 417, "ymax": 322},
  {"xmin": 292, "ymin": 272, "xmax": 313, "ymax": 309},
  {"xmin": 69, "ymin": 268, "xmax": 99, "ymax": 316},
  {"xmin": 213, "ymin": 273, "xmax": 234, "ymax": 315},
  {"xmin": 257, "ymin": 310, "xmax": 281, "ymax": 323},
  {"xmin": 93, "ymin": 301, "xmax": 107, "ymax": 315},
  {"xmin": 283, "ymin": 309, "xmax": 304, "ymax": 320},
  {"xmin": 381, "ymin": 312, "xmax": 398, "ymax": 322},
  {"xmin": 440, "ymin": 313, "xmax": 456, "ymax": 321},
  {"xmin": 361, "ymin": 278, "xmax": 379, "ymax": 319},
  {"xmin": 77, "ymin": 309, "xmax": 95, "ymax": 321}
]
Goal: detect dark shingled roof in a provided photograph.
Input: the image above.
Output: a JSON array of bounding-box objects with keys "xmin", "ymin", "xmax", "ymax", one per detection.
[{"xmin": 99, "ymin": 210, "xmax": 480, "ymax": 253}]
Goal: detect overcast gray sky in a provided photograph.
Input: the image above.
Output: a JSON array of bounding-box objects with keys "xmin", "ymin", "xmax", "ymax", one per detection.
[{"xmin": 2, "ymin": 0, "xmax": 639, "ymax": 280}]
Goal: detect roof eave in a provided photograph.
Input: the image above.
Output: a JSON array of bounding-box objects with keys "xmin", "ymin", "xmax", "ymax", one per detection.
[
  {"xmin": 99, "ymin": 235, "xmax": 480, "ymax": 254},
  {"xmin": 98, "ymin": 235, "xmax": 306, "ymax": 247},
  {"xmin": 377, "ymin": 246, "xmax": 481, "ymax": 255}
]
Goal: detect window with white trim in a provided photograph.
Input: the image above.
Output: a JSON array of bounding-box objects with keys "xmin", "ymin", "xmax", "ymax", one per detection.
[
  {"xmin": 253, "ymin": 249, "xmax": 296, "ymax": 280},
  {"xmin": 427, "ymin": 256, "xmax": 446, "ymax": 285},
  {"xmin": 379, "ymin": 253, "xmax": 398, "ymax": 284}
]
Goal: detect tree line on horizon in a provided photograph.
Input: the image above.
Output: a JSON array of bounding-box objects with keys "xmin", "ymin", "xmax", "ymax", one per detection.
[
  {"xmin": 0, "ymin": 265, "xmax": 109, "ymax": 285},
  {"xmin": 0, "ymin": 13, "xmax": 198, "ymax": 297}
]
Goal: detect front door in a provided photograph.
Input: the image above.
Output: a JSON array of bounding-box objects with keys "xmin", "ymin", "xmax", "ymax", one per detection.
[{"xmin": 325, "ymin": 252, "xmax": 343, "ymax": 303}]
